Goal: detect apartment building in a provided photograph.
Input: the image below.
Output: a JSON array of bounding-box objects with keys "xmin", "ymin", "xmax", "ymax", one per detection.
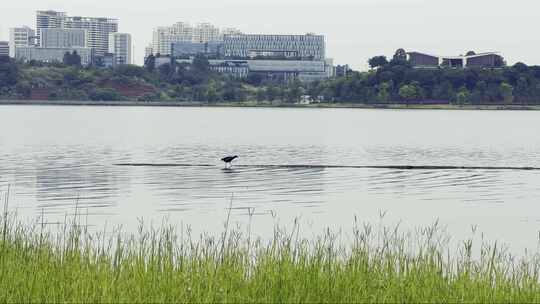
[
  {"xmin": 63, "ymin": 16, "xmax": 118, "ymax": 57},
  {"xmin": 9, "ymin": 26, "xmax": 35, "ymax": 57},
  {"xmin": 0, "ymin": 42, "xmax": 9, "ymax": 58},
  {"xmin": 108, "ymin": 33, "xmax": 132, "ymax": 65},
  {"xmin": 152, "ymin": 22, "xmax": 242, "ymax": 56},
  {"xmin": 36, "ymin": 10, "xmax": 66, "ymax": 46},
  {"xmin": 35, "ymin": 11, "xmax": 118, "ymax": 57},
  {"xmin": 40, "ymin": 28, "xmax": 86, "ymax": 48}
]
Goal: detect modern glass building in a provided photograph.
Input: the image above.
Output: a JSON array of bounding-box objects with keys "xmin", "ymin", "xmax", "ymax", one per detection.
[
  {"xmin": 171, "ymin": 41, "xmax": 222, "ymax": 58},
  {"xmin": 222, "ymin": 34, "xmax": 326, "ymax": 61}
]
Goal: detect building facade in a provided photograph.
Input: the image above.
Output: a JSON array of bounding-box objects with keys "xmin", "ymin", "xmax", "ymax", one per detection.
[
  {"xmin": 63, "ymin": 16, "xmax": 118, "ymax": 57},
  {"xmin": 15, "ymin": 46, "xmax": 94, "ymax": 65},
  {"xmin": 171, "ymin": 41, "xmax": 222, "ymax": 58},
  {"xmin": 108, "ymin": 33, "xmax": 132, "ymax": 65},
  {"xmin": 152, "ymin": 22, "xmax": 242, "ymax": 56},
  {"xmin": 192, "ymin": 22, "xmax": 221, "ymax": 43},
  {"xmin": 144, "ymin": 44, "xmax": 153, "ymax": 62},
  {"xmin": 0, "ymin": 42, "xmax": 9, "ymax": 58},
  {"xmin": 40, "ymin": 28, "xmax": 86, "ymax": 48},
  {"xmin": 35, "ymin": 11, "xmax": 118, "ymax": 58},
  {"xmin": 9, "ymin": 26, "xmax": 36, "ymax": 57},
  {"xmin": 36, "ymin": 10, "xmax": 66, "ymax": 46},
  {"xmin": 174, "ymin": 58, "xmax": 329, "ymax": 82},
  {"xmin": 222, "ymin": 34, "xmax": 326, "ymax": 60},
  {"xmin": 407, "ymin": 51, "xmax": 505, "ymax": 68}
]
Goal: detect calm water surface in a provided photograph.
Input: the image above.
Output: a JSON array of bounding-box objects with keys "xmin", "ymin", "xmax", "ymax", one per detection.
[{"xmin": 1, "ymin": 105, "xmax": 540, "ymax": 252}]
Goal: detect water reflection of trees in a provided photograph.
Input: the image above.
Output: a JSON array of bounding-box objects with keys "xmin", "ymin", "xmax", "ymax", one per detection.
[
  {"xmin": 143, "ymin": 165, "xmax": 328, "ymax": 214},
  {"xmin": 31, "ymin": 148, "xmax": 131, "ymax": 214}
]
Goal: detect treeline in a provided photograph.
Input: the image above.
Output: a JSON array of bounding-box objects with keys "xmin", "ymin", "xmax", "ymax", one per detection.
[
  {"xmin": 308, "ymin": 50, "xmax": 540, "ymax": 105},
  {"xmin": 2, "ymin": 51, "xmax": 540, "ymax": 104}
]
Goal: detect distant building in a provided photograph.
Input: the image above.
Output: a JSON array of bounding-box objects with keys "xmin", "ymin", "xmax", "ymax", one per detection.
[
  {"xmin": 102, "ymin": 53, "xmax": 115, "ymax": 68},
  {"xmin": 221, "ymin": 27, "xmax": 243, "ymax": 36},
  {"xmin": 407, "ymin": 51, "xmax": 505, "ymax": 68},
  {"xmin": 176, "ymin": 58, "xmax": 329, "ymax": 82},
  {"xmin": 407, "ymin": 52, "xmax": 439, "ymax": 67},
  {"xmin": 40, "ymin": 28, "xmax": 87, "ymax": 48},
  {"xmin": 108, "ymin": 33, "xmax": 132, "ymax": 65},
  {"xmin": 171, "ymin": 41, "xmax": 222, "ymax": 58},
  {"xmin": 15, "ymin": 46, "xmax": 94, "ymax": 65},
  {"xmin": 62, "ymin": 16, "xmax": 118, "ymax": 57},
  {"xmin": 192, "ymin": 22, "xmax": 221, "ymax": 43},
  {"xmin": 335, "ymin": 64, "xmax": 351, "ymax": 77},
  {"xmin": 35, "ymin": 11, "xmax": 118, "ymax": 58},
  {"xmin": 152, "ymin": 22, "xmax": 242, "ymax": 56},
  {"xmin": 36, "ymin": 10, "xmax": 66, "ymax": 46},
  {"xmin": 9, "ymin": 26, "xmax": 36, "ymax": 57},
  {"xmin": 144, "ymin": 44, "xmax": 153, "ymax": 61},
  {"xmin": 0, "ymin": 42, "xmax": 9, "ymax": 58},
  {"xmin": 222, "ymin": 34, "xmax": 326, "ymax": 61},
  {"xmin": 325, "ymin": 58, "xmax": 335, "ymax": 78}
]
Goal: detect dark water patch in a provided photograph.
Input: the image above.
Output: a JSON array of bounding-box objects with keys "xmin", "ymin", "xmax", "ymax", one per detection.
[{"xmin": 116, "ymin": 163, "xmax": 540, "ymax": 171}]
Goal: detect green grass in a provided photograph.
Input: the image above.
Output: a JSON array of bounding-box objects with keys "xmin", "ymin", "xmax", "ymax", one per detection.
[{"xmin": 1, "ymin": 209, "xmax": 540, "ymax": 303}]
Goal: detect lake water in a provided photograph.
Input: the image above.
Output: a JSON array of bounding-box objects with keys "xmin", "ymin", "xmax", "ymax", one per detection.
[{"xmin": 1, "ymin": 105, "xmax": 540, "ymax": 253}]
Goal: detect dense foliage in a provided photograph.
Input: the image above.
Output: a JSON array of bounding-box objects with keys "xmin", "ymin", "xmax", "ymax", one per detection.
[
  {"xmin": 313, "ymin": 54, "xmax": 540, "ymax": 105},
  {"xmin": 1, "ymin": 52, "xmax": 540, "ymax": 104}
]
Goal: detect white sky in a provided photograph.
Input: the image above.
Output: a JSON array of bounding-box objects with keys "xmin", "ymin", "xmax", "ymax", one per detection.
[{"xmin": 1, "ymin": 0, "xmax": 539, "ymax": 69}]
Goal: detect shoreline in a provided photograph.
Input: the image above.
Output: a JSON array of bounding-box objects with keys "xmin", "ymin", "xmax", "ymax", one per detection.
[{"xmin": 1, "ymin": 99, "xmax": 540, "ymax": 110}]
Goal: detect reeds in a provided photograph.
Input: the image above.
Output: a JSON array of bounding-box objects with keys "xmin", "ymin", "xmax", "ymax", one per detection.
[{"xmin": 1, "ymin": 205, "xmax": 540, "ymax": 303}]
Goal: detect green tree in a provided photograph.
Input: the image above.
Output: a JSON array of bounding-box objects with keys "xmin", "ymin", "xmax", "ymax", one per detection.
[
  {"xmin": 368, "ymin": 56, "xmax": 389, "ymax": 69},
  {"xmin": 63, "ymin": 51, "xmax": 81, "ymax": 67},
  {"xmin": 0, "ymin": 57, "xmax": 19, "ymax": 87},
  {"xmin": 398, "ymin": 84, "xmax": 418, "ymax": 102},
  {"xmin": 500, "ymin": 82, "xmax": 514, "ymax": 104},
  {"xmin": 265, "ymin": 85, "xmax": 279, "ymax": 101},
  {"xmin": 455, "ymin": 87, "xmax": 471, "ymax": 105},
  {"xmin": 377, "ymin": 82, "xmax": 391, "ymax": 102}
]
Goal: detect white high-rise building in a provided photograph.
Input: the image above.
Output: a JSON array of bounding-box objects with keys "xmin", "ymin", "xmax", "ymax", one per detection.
[
  {"xmin": 152, "ymin": 22, "xmax": 193, "ymax": 56},
  {"xmin": 192, "ymin": 23, "xmax": 221, "ymax": 43},
  {"xmin": 144, "ymin": 44, "xmax": 153, "ymax": 61},
  {"xmin": 152, "ymin": 22, "xmax": 242, "ymax": 56},
  {"xmin": 63, "ymin": 16, "xmax": 118, "ymax": 57},
  {"xmin": 35, "ymin": 11, "xmax": 118, "ymax": 58},
  {"xmin": 221, "ymin": 27, "xmax": 243, "ymax": 36},
  {"xmin": 108, "ymin": 33, "xmax": 132, "ymax": 65},
  {"xmin": 36, "ymin": 10, "xmax": 66, "ymax": 46},
  {"xmin": 40, "ymin": 28, "xmax": 86, "ymax": 48},
  {"xmin": 9, "ymin": 26, "xmax": 35, "ymax": 57}
]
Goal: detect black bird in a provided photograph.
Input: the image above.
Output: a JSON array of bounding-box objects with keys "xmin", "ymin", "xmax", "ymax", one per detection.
[{"xmin": 221, "ymin": 155, "xmax": 238, "ymax": 168}]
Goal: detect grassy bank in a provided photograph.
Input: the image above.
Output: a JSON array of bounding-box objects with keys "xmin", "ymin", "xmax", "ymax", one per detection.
[
  {"xmin": 1, "ymin": 212, "xmax": 540, "ymax": 303},
  {"xmin": 2, "ymin": 99, "xmax": 540, "ymax": 111}
]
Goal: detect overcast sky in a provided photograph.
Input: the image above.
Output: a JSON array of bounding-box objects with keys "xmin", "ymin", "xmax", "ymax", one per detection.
[{"xmin": 1, "ymin": 0, "xmax": 538, "ymax": 69}]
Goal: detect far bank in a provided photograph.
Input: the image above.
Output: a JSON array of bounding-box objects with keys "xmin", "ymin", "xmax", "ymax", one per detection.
[{"xmin": 1, "ymin": 99, "xmax": 540, "ymax": 111}]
